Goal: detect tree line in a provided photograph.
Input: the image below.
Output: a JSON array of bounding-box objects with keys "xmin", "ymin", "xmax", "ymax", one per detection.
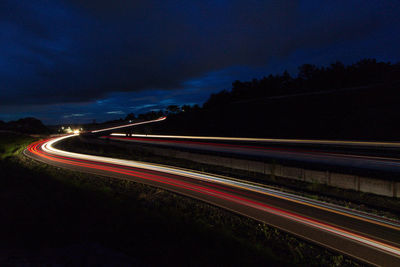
[
  {"xmin": 128, "ymin": 58, "xmax": 400, "ymax": 121},
  {"xmin": 204, "ymin": 58, "xmax": 400, "ymax": 109},
  {"xmin": 129, "ymin": 58, "xmax": 400, "ymax": 140}
]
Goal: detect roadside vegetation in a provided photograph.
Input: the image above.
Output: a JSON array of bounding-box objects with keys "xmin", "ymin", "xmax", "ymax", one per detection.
[
  {"xmin": 0, "ymin": 132, "xmax": 362, "ymax": 266},
  {"xmin": 0, "ymin": 133, "xmax": 36, "ymax": 159}
]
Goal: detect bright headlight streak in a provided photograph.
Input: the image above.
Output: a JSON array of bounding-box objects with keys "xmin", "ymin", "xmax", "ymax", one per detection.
[
  {"xmin": 105, "ymin": 135, "xmax": 400, "ymax": 168},
  {"xmin": 110, "ymin": 133, "xmax": 400, "ymax": 148},
  {"xmin": 28, "ymin": 136, "xmax": 400, "ymax": 258}
]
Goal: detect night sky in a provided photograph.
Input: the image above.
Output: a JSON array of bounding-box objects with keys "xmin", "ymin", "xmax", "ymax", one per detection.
[{"xmin": 1, "ymin": 0, "xmax": 400, "ymax": 124}]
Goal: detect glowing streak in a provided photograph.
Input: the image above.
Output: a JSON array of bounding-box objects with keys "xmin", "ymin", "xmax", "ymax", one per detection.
[
  {"xmin": 91, "ymin": 117, "xmax": 166, "ymax": 133},
  {"xmin": 110, "ymin": 133, "xmax": 400, "ymax": 148},
  {"xmin": 106, "ymin": 136, "xmax": 400, "ymax": 165}
]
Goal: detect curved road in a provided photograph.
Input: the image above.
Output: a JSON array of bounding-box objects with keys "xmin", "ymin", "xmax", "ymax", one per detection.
[{"xmin": 25, "ymin": 134, "xmax": 400, "ymax": 266}]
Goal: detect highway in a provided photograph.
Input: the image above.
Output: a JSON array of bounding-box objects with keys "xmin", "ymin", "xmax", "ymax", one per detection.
[
  {"xmin": 104, "ymin": 134, "xmax": 400, "ymax": 174},
  {"xmin": 25, "ymin": 134, "xmax": 400, "ymax": 266}
]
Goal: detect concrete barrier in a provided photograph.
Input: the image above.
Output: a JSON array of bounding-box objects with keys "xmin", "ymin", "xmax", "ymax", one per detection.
[
  {"xmin": 281, "ymin": 166, "xmax": 304, "ymax": 180},
  {"xmin": 304, "ymin": 169, "xmax": 328, "ymax": 184},
  {"xmin": 152, "ymin": 145, "xmax": 399, "ymax": 197},
  {"xmin": 359, "ymin": 176, "xmax": 394, "ymax": 197},
  {"xmin": 248, "ymin": 161, "xmax": 266, "ymax": 174},
  {"xmin": 329, "ymin": 173, "xmax": 358, "ymax": 190}
]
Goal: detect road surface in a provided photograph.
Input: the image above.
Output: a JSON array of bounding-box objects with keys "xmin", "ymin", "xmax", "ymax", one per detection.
[
  {"xmin": 104, "ymin": 134, "xmax": 400, "ymax": 175},
  {"xmin": 25, "ymin": 134, "xmax": 400, "ymax": 266}
]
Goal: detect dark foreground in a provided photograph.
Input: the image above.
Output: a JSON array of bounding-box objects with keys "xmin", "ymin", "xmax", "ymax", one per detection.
[{"xmin": 0, "ymin": 133, "xmax": 359, "ymax": 266}]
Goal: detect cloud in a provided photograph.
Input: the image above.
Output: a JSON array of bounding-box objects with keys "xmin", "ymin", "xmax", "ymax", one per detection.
[
  {"xmin": 1, "ymin": 0, "xmax": 400, "ymax": 108},
  {"xmin": 130, "ymin": 104, "xmax": 157, "ymax": 110},
  {"xmin": 106, "ymin": 110, "xmax": 125, "ymax": 115},
  {"xmin": 63, "ymin": 112, "xmax": 92, "ymax": 118}
]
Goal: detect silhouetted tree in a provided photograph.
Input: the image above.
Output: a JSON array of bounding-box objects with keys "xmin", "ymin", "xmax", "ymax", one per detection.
[
  {"xmin": 298, "ymin": 64, "xmax": 318, "ymax": 80},
  {"xmin": 125, "ymin": 113, "xmax": 136, "ymax": 121},
  {"xmin": 5, "ymin": 117, "xmax": 49, "ymax": 134},
  {"xmin": 166, "ymin": 105, "xmax": 180, "ymax": 114},
  {"xmin": 201, "ymin": 59, "xmax": 398, "ymax": 110},
  {"xmin": 132, "ymin": 58, "xmax": 400, "ymax": 140},
  {"xmin": 181, "ymin": 105, "xmax": 191, "ymax": 112}
]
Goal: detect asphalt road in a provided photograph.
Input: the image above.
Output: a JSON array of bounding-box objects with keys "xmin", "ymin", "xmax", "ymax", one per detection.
[{"xmin": 25, "ymin": 135, "xmax": 400, "ymax": 266}]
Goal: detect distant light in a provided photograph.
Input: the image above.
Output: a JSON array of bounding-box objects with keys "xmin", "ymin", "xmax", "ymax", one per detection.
[{"xmin": 73, "ymin": 129, "xmax": 80, "ymax": 135}]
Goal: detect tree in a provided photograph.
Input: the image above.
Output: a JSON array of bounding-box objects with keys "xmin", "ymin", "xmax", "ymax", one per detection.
[
  {"xmin": 181, "ymin": 105, "xmax": 191, "ymax": 112},
  {"xmin": 125, "ymin": 113, "xmax": 136, "ymax": 121},
  {"xmin": 298, "ymin": 64, "xmax": 318, "ymax": 80},
  {"xmin": 166, "ymin": 105, "xmax": 180, "ymax": 114},
  {"xmin": 138, "ymin": 111, "xmax": 159, "ymax": 120}
]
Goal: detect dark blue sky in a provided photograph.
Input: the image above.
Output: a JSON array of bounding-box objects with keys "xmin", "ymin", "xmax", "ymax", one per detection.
[{"xmin": 1, "ymin": 0, "xmax": 400, "ymax": 124}]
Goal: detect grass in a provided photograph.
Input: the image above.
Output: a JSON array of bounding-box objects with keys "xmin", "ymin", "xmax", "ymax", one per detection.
[
  {"xmin": 0, "ymin": 133, "xmax": 361, "ymax": 266},
  {"xmin": 0, "ymin": 132, "xmax": 36, "ymax": 159}
]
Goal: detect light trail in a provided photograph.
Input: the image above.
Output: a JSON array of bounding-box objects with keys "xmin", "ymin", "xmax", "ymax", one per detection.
[
  {"xmin": 91, "ymin": 116, "xmax": 166, "ymax": 133},
  {"xmin": 110, "ymin": 133, "xmax": 400, "ymax": 148},
  {"xmin": 104, "ymin": 135, "xmax": 400, "ymax": 173},
  {"xmin": 40, "ymin": 135, "xmax": 400, "ymax": 230},
  {"xmin": 24, "ymin": 134, "xmax": 400, "ymax": 265},
  {"xmin": 106, "ymin": 135, "xmax": 393, "ymax": 159}
]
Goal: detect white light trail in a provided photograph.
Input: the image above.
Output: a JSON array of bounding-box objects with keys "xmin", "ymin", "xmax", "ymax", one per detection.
[
  {"xmin": 109, "ymin": 133, "xmax": 400, "ymax": 148},
  {"xmin": 91, "ymin": 116, "xmax": 166, "ymax": 133}
]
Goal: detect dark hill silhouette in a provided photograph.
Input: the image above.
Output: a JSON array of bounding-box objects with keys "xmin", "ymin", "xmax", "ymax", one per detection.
[{"xmin": 0, "ymin": 118, "xmax": 50, "ymax": 134}]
